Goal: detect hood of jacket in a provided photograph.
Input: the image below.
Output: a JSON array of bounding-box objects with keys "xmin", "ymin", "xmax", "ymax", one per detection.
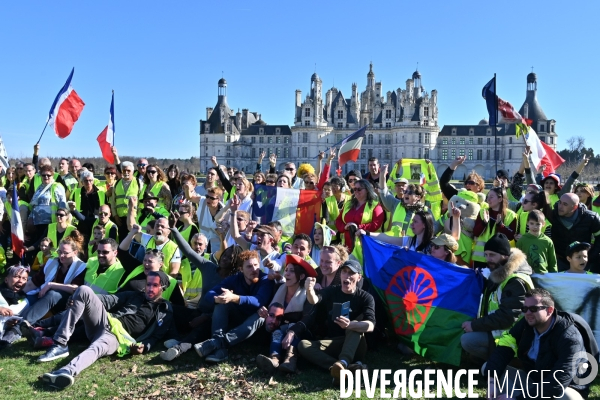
[{"xmin": 489, "ymin": 248, "xmax": 532, "ymax": 284}]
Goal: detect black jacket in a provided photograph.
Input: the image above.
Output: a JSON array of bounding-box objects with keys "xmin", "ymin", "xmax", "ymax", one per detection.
[
  {"xmin": 98, "ymin": 290, "xmax": 173, "ymax": 352},
  {"xmin": 551, "ymin": 204, "xmax": 600, "ymax": 269},
  {"xmin": 486, "ymin": 311, "xmax": 597, "ymax": 399}
]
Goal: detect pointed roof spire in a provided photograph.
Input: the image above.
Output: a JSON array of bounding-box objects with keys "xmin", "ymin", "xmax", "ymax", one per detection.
[{"xmin": 367, "ymin": 62, "xmax": 375, "ymax": 77}]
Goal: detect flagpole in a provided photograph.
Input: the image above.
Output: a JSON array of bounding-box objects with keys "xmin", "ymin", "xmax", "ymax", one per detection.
[
  {"xmin": 35, "ymin": 121, "xmax": 49, "ymax": 145},
  {"xmin": 111, "ymin": 90, "xmax": 115, "ymax": 146},
  {"xmin": 313, "ymin": 125, "xmax": 367, "ymax": 159},
  {"xmin": 494, "ymin": 73, "xmax": 498, "ymax": 174}
]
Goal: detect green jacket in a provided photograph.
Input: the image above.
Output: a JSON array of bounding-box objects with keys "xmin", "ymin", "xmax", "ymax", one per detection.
[{"xmin": 516, "ymin": 233, "xmax": 558, "ymax": 274}]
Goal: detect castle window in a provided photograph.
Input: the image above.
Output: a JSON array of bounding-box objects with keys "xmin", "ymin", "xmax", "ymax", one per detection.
[
  {"xmin": 251, "ymin": 137, "xmax": 256, "ymax": 143},
  {"xmin": 539, "ymin": 124, "xmax": 545, "ymax": 132},
  {"xmin": 304, "ymin": 121, "xmax": 310, "ymax": 126},
  {"xmin": 442, "ymin": 149, "xmax": 448, "ymax": 160},
  {"xmin": 460, "ymin": 138, "xmax": 465, "ymax": 145},
  {"xmin": 451, "ymin": 128, "xmax": 457, "ymax": 135},
  {"xmin": 259, "ymin": 137, "xmax": 264, "ymax": 144},
  {"xmin": 268, "ymin": 137, "xmax": 273, "ymax": 144},
  {"xmin": 451, "ymin": 149, "xmax": 456, "ymax": 159},
  {"xmin": 478, "ymin": 138, "xmax": 483, "ymax": 145},
  {"xmin": 385, "ymin": 122, "xmax": 391, "ymax": 128},
  {"xmin": 451, "ymin": 138, "xmax": 456, "ymax": 145},
  {"xmin": 424, "ymin": 106, "xmax": 429, "ymax": 117},
  {"xmin": 302, "ymin": 132, "xmax": 308, "ymax": 143},
  {"xmin": 385, "ymin": 110, "xmax": 392, "ymax": 119},
  {"xmin": 477, "ymin": 149, "xmax": 483, "ymax": 160},
  {"xmin": 418, "ymin": 133, "xmax": 422, "ymax": 143},
  {"xmin": 509, "ymin": 149, "xmax": 513, "ymax": 159},
  {"xmin": 468, "ymin": 149, "xmax": 473, "ymax": 160},
  {"xmin": 442, "ymin": 138, "xmax": 448, "ymax": 145},
  {"xmin": 509, "ymin": 137, "xmax": 513, "ymax": 144},
  {"xmin": 337, "ymin": 110, "xmax": 344, "ymax": 119},
  {"xmin": 487, "ymin": 138, "xmax": 491, "ymax": 145},
  {"xmin": 226, "ymin": 136, "xmax": 230, "ymax": 143},
  {"xmin": 276, "ymin": 128, "xmax": 280, "ymax": 134},
  {"xmin": 469, "ymin": 128, "xmax": 474, "ymax": 135},
  {"xmin": 459, "ymin": 149, "xmax": 465, "ymax": 157},
  {"xmin": 284, "ymin": 137, "xmax": 290, "ymax": 144},
  {"xmin": 550, "ymin": 137, "xmax": 554, "ymax": 144},
  {"xmin": 305, "ymin": 108, "xmax": 311, "ymax": 117},
  {"xmin": 469, "ymin": 137, "xmax": 474, "ymax": 145},
  {"xmin": 367, "ymin": 134, "xmax": 373, "ymax": 145},
  {"xmin": 424, "ymin": 148, "xmax": 430, "ymax": 159},
  {"xmin": 385, "ymin": 134, "xmax": 391, "ymax": 145},
  {"xmin": 338, "ymin": 122, "xmax": 343, "ymax": 128},
  {"xmin": 259, "ymin": 128, "xmax": 264, "ymax": 135},
  {"xmin": 425, "ymin": 133, "xmax": 430, "ymax": 144},
  {"xmin": 276, "ymin": 137, "xmax": 281, "ymax": 144}
]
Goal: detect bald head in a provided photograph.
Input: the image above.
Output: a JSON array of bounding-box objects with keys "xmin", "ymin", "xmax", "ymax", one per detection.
[
  {"xmin": 558, "ymin": 193, "xmax": 579, "ymax": 218},
  {"xmin": 39, "ymin": 157, "xmax": 52, "ymax": 168}
]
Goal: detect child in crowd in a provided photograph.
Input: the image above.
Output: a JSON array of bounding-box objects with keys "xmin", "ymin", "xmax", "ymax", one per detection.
[
  {"xmin": 516, "ymin": 210, "xmax": 557, "ymax": 273},
  {"xmin": 87, "ymin": 225, "xmax": 105, "ymax": 258},
  {"xmin": 32, "ymin": 237, "xmax": 53, "ymax": 271},
  {"xmin": 562, "ymin": 241, "xmax": 594, "ymax": 274},
  {"xmin": 310, "ymin": 221, "xmax": 334, "ymax": 267}
]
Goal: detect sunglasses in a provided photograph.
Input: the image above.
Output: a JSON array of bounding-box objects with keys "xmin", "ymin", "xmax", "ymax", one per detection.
[
  {"xmin": 105, "ymin": 172, "xmax": 116, "ymax": 175},
  {"xmin": 56, "ymin": 214, "xmax": 67, "ymax": 218},
  {"xmin": 97, "ymin": 250, "xmax": 112, "ymax": 255},
  {"xmin": 266, "ymin": 180, "xmax": 275, "ymax": 184},
  {"xmin": 464, "ymin": 180, "xmax": 476, "ymax": 185},
  {"xmin": 41, "ymin": 174, "xmax": 52, "ymax": 178},
  {"xmin": 178, "ymin": 210, "xmax": 190, "ymax": 215},
  {"xmin": 348, "ymin": 179, "xmax": 358, "ymax": 183},
  {"xmin": 521, "ymin": 305, "xmax": 548, "ymax": 313},
  {"xmin": 353, "ymin": 187, "xmax": 365, "ymax": 192},
  {"xmin": 522, "ymin": 199, "xmax": 532, "ymax": 204},
  {"xmin": 147, "ymin": 170, "xmax": 157, "ymax": 174},
  {"xmin": 137, "ymin": 163, "xmax": 147, "ymax": 167},
  {"xmin": 285, "ymin": 167, "xmax": 295, "ymax": 171},
  {"xmin": 206, "ymin": 195, "xmax": 218, "ymax": 200},
  {"xmin": 99, "ymin": 212, "xmax": 110, "ymax": 216}
]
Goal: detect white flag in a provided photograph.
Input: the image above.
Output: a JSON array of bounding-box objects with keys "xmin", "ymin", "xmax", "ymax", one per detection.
[{"xmin": 0, "ymin": 136, "xmax": 9, "ymax": 170}]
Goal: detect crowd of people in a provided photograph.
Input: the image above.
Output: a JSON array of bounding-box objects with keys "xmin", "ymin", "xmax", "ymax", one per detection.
[{"xmin": 0, "ymin": 143, "xmax": 598, "ymax": 399}]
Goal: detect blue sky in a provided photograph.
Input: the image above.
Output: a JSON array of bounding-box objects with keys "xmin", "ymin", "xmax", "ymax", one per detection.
[{"xmin": 1, "ymin": 1, "xmax": 597, "ymax": 161}]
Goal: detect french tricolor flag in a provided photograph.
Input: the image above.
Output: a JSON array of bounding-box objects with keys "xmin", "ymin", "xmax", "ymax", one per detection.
[
  {"xmin": 338, "ymin": 126, "xmax": 367, "ymax": 167},
  {"xmin": 97, "ymin": 92, "xmax": 115, "ymax": 164},
  {"xmin": 11, "ymin": 184, "xmax": 25, "ymax": 260},
  {"xmin": 47, "ymin": 68, "xmax": 85, "ymax": 138}
]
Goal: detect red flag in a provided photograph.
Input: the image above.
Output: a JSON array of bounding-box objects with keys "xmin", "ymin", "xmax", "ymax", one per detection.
[
  {"xmin": 540, "ymin": 142, "xmax": 565, "ymax": 176},
  {"xmin": 48, "ymin": 68, "xmax": 85, "ymax": 139},
  {"xmin": 97, "ymin": 93, "xmax": 115, "ymax": 164}
]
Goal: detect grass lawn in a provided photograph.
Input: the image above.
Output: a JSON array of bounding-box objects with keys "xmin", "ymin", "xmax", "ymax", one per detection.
[{"xmin": 1, "ymin": 337, "xmax": 599, "ymax": 399}]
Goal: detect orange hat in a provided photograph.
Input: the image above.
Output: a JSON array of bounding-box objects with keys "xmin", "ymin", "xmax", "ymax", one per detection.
[{"xmin": 285, "ymin": 254, "xmax": 317, "ymax": 278}]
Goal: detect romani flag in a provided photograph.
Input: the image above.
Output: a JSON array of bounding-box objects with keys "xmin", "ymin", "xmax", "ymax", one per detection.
[
  {"xmin": 10, "ymin": 184, "xmax": 25, "ymax": 260},
  {"xmin": 47, "ymin": 68, "xmax": 85, "ymax": 138},
  {"xmin": 97, "ymin": 92, "xmax": 115, "ymax": 164},
  {"xmin": 482, "ymin": 77, "xmax": 524, "ymax": 125},
  {"xmin": 252, "ymin": 185, "xmax": 321, "ymax": 240},
  {"xmin": 338, "ymin": 126, "xmax": 367, "ymax": 167},
  {"xmin": 362, "ymin": 236, "xmax": 483, "ymax": 366}
]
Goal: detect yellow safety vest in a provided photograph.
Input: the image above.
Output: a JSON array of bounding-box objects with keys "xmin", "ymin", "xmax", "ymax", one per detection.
[
  {"xmin": 141, "ymin": 181, "xmax": 168, "ymax": 208},
  {"xmin": 146, "ymin": 237, "xmax": 179, "ymax": 274},
  {"xmin": 483, "ymin": 272, "xmax": 534, "ymax": 338},
  {"xmin": 70, "ymin": 187, "xmax": 106, "ymax": 211},
  {"xmin": 324, "ymin": 195, "xmax": 344, "ymax": 230},
  {"xmin": 516, "ymin": 209, "xmax": 552, "ymax": 235},
  {"xmin": 119, "ymin": 265, "xmax": 177, "ymax": 301},
  {"xmin": 4, "ymin": 200, "xmax": 29, "ymax": 220},
  {"xmin": 84, "ymin": 257, "xmax": 126, "ymax": 295},
  {"xmin": 91, "ymin": 219, "xmax": 118, "ymax": 242},
  {"xmin": 33, "ymin": 172, "xmax": 60, "ymax": 192},
  {"xmin": 114, "ymin": 179, "xmax": 140, "ymax": 217},
  {"xmin": 472, "ymin": 209, "xmax": 517, "ymax": 263},
  {"xmin": 180, "ymin": 224, "xmax": 199, "ymax": 244},
  {"xmin": 387, "ymin": 159, "xmax": 442, "ymax": 220},
  {"xmin": 341, "ymin": 200, "xmax": 377, "ymax": 264},
  {"xmin": 179, "ymin": 255, "xmax": 209, "ymax": 301},
  {"xmin": 548, "ymin": 193, "xmax": 559, "ymax": 208},
  {"xmin": 137, "ymin": 205, "xmax": 169, "ymax": 228},
  {"xmin": 47, "ymin": 223, "xmax": 77, "ymax": 250}
]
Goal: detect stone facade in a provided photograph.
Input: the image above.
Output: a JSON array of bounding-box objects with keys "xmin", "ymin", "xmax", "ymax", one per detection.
[{"xmin": 199, "ymin": 70, "xmax": 555, "ymax": 179}]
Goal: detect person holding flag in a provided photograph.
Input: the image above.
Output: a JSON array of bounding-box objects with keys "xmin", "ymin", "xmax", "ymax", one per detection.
[{"xmin": 28, "ymin": 165, "xmax": 67, "ymax": 246}]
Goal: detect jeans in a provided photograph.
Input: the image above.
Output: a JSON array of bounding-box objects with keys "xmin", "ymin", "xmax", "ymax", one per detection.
[
  {"xmin": 24, "ymin": 289, "xmax": 70, "ymax": 324},
  {"xmin": 211, "ymin": 303, "xmax": 264, "ymax": 348},
  {"xmin": 53, "ymin": 286, "xmax": 119, "ymax": 377},
  {"xmin": 269, "ymin": 323, "xmax": 301, "ymax": 355},
  {"xmin": 461, "ymin": 331, "xmax": 495, "ymax": 361}
]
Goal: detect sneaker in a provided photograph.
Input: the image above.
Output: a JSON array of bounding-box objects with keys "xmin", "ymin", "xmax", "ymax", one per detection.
[
  {"xmin": 42, "ymin": 370, "xmax": 74, "ymax": 389},
  {"xmin": 194, "ymin": 338, "xmax": 219, "ymax": 358},
  {"xmin": 348, "ymin": 361, "xmax": 368, "ymax": 373},
  {"xmin": 330, "ymin": 361, "xmax": 345, "ymax": 380},
  {"xmin": 164, "ymin": 339, "xmax": 180, "ymax": 349},
  {"xmin": 38, "ymin": 344, "xmax": 69, "ymax": 362},
  {"xmin": 34, "ymin": 336, "xmax": 55, "ymax": 349},
  {"xmin": 206, "ymin": 348, "xmax": 228, "ymax": 363},
  {"xmin": 21, "ymin": 322, "xmax": 43, "ymax": 346},
  {"xmin": 160, "ymin": 347, "xmax": 181, "ymax": 361}
]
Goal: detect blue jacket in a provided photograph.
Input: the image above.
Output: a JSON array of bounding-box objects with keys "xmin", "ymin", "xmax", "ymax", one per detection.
[{"xmin": 205, "ymin": 271, "xmax": 274, "ymax": 316}]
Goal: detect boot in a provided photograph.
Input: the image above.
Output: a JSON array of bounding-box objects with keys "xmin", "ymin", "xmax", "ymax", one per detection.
[
  {"xmin": 278, "ymin": 346, "xmax": 297, "ymax": 373},
  {"xmin": 256, "ymin": 352, "xmax": 280, "ymax": 374}
]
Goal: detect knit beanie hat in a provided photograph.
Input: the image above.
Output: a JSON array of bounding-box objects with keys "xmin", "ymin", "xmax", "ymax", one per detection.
[{"xmin": 484, "ymin": 233, "xmax": 511, "ymax": 256}]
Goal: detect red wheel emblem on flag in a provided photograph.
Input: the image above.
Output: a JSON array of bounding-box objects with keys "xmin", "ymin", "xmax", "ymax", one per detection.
[{"xmin": 385, "ymin": 266, "xmax": 437, "ymax": 335}]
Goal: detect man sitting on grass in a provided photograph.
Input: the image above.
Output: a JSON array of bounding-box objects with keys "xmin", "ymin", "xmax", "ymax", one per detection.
[
  {"xmin": 299, "ymin": 260, "xmax": 375, "ymax": 385},
  {"xmin": 33, "ymin": 271, "xmax": 173, "ymax": 389}
]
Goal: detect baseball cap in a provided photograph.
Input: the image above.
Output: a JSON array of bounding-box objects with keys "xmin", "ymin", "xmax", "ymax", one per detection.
[
  {"xmin": 566, "ymin": 241, "xmax": 591, "ymax": 257},
  {"xmin": 496, "ymin": 169, "xmax": 509, "ymax": 179},
  {"xmin": 253, "ymin": 225, "xmax": 278, "ymax": 239},
  {"xmin": 431, "ymin": 234, "xmax": 459, "ymax": 252},
  {"xmin": 341, "ymin": 259, "xmax": 363, "ymax": 275}
]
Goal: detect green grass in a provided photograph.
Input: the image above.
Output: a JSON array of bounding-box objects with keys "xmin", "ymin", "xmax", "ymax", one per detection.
[{"xmin": 1, "ymin": 338, "xmax": 599, "ymax": 399}]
